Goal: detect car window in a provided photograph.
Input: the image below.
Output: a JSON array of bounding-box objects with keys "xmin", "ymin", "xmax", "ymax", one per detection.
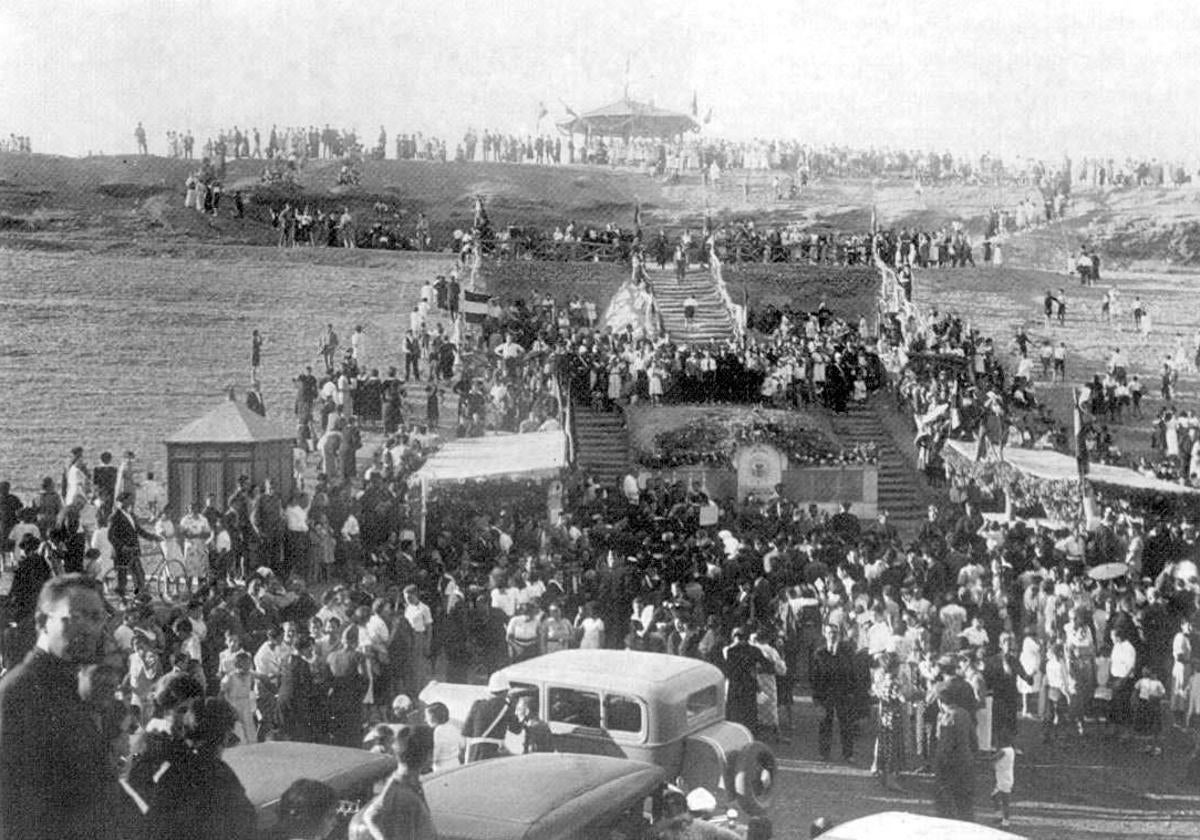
[
  {"xmin": 548, "ymin": 687, "xmax": 601, "ymax": 728},
  {"xmin": 686, "ymin": 685, "xmax": 719, "ymax": 722},
  {"xmin": 603, "ymin": 693, "xmax": 643, "ymax": 733}
]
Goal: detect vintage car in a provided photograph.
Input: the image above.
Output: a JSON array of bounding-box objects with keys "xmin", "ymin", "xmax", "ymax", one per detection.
[
  {"xmin": 224, "ymin": 741, "xmax": 396, "ymax": 836},
  {"xmin": 819, "ymin": 811, "xmax": 1026, "ymax": 839},
  {"xmin": 351, "ymin": 753, "xmax": 741, "ymax": 840},
  {"xmin": 418, "ymin": 649, "xmax": 776, "ymax": 813}
]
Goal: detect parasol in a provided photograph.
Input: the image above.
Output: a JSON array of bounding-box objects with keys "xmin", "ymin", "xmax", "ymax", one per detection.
[{"xmin": 1088, "ymin": 562, "xmax": 1130, "ymax": 581}]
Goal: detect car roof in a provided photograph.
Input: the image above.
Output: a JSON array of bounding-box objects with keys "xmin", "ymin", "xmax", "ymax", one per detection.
[
  {"xmin": 224, "ymin": 742, "xmax": 395, "ymax": 825},
  {"xmin": 501, "ymin": 650, "xmax": 721, "ymax": 694},
  {"xmin": 426, "ymin": 753, "xmax": 667, "ymax": 840},
  {"xmin": 821, "ymin": 811, "xmax": 1026, "ymax": 840}
]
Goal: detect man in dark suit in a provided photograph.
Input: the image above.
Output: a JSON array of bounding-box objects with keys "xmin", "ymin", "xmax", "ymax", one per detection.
[
  {"xmin": 0, "ymin": 574, "xmax": 116, "ymax": 840},
  {"xmin": 810, "ymin": 622, "xmax": 859, "ymax": 762},
  {"xmin": 827, "ymin": 502, "xmax": 861, "ymax": 545},
  {"xmin": 984, "ymin": 631, "xmax": 1030, "ymax": 748},
  {"xmin": 92, "ymin": 451, "xmax": 119, "ymax": 522},
  {"xmin": 723, "ymin": 626, "xmax": 770, "ymax": 734},
  {"xmin": 108, "ymin": 490, "xmax": 160, "ymax": 598}
]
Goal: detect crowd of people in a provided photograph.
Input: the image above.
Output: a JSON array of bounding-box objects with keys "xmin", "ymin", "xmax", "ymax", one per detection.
[
  {"xmin": 7, "ymin": 186, "xmax": 1200, "ymax": 839},
  {"xmin": 1, "ymin": 133, "xmax": 32, "ymax": 154}
]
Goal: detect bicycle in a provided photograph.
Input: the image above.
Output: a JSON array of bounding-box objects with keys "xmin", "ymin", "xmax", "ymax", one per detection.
[{"xmin": 95, "ymin": 542, "xmax": 191, "ymax": 602}]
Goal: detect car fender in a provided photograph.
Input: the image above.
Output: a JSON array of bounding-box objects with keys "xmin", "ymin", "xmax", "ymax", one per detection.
[{"xmin": 680, "ymin": 719, "xmax": 754, "ymax": 794}]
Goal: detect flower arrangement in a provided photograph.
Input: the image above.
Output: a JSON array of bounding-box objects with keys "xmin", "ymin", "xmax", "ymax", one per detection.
[{"xmin": 636, "ymin": 409, "xmax": 877, "ymax": 469}]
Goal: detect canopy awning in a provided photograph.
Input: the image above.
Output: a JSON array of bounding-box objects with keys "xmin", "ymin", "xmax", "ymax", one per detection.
[
  {"xmin": 412, "ymin": 429, "xmax": 567, "ymax": 485},
  {"xmin": 558, "ymin": 98, "xmax": 699, "ymax": 137},
  {"xmin": 945, "ymin": 440, "xmax": 1199, "ymax": 495}
]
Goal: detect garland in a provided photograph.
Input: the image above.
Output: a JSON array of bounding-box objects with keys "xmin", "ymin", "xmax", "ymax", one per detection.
[{"xmin": 637, "ymin": 412, "xmax": 877, "ymax": 469}]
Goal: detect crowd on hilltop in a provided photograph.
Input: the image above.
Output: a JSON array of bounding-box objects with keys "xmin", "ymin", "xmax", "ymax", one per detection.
[{"xmin": 1, "ymin": 133, "xmax": 32, "ymax": 154}]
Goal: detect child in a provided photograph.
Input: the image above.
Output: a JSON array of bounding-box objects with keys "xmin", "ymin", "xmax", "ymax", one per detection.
[
  {"xmin": 991, "ymin": 734, "xmax": 1016, "ymax": 828},
  {"xmin": 1134, "ymin": 666, "xmax": 1167, "ymax": 755},
  {"xmin": 1042, "ymin": 642, "xmax": 1071, "ymax": 743},
  {"xmin": 424, "ymin": 701, "xmax": 462, "ymax": 773},
  {"xmin": 125, "ymin": 632, "xmax": 160, "ymax": 727},
  {"xmin": 220, "ymin": 651, "xmax": 259, "ymax": 746}
]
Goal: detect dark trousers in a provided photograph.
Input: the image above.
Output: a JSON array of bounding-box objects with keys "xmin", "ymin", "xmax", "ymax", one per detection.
[
  {"xmin": 935, "ymin": 766, "xmax": 976, "ymax": 821},
  {"xmin": 818, "ymin": 699, "xmax": 857, "ymax": 759},
  {"xmin": 114, "ymin": 549, "xmax": 146, "ymax": 597}
]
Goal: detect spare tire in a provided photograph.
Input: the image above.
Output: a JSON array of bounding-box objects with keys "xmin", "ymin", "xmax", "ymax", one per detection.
[{"xmin": 733, "ymin": 740, "xmax": 776, "ymax": 814}]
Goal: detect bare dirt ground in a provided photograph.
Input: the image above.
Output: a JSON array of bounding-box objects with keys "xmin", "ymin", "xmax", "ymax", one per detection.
[{"xmin": 770, "ymin": 699, "xmax": 1200, "ymax": 840}]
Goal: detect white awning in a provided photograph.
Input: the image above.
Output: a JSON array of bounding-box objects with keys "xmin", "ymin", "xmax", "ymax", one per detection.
[
  {"xmin": 945, "ymin": 440, "xmax": 1199, "ymax": 494},
  {"xmin": 412, "ymin": 429, "xmax": 567, "ymax": 485}
]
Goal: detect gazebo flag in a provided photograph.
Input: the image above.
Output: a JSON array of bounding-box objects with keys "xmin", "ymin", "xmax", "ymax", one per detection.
[{"xmin": 691, "ymin": 91, "xmax": 698, "ymax": 117}]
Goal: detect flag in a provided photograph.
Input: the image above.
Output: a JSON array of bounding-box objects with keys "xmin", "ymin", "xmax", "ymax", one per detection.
[
  {"xmin": 870, "ymin": 205, "xmax": 877, "ymax": 235},
  {"xmin": 537, "ymin": 101, "xmax": 548, "ymax": 121},
  {"xmin": 691, "ymin": 91, "xmax": 698, "ymax": 117},
  {"xmin": 560, "ymin": 100, "xmax": 579, "ymax": 119},
  {"xmin": 633, "ymin": 199, "xmax": 641, "ymax": 229},
  {"xmin": 703, "ymin": 108, "xmax": 712, "ymax": 125},
  {"xmin": 461, "ymin": 289, "xmax": 490, "ymax": 323}
]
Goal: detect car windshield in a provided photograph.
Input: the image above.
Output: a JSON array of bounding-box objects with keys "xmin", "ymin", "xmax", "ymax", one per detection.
[{"xmin": 685, "ymin": 685, "xmax": 719, "ymax": 722}]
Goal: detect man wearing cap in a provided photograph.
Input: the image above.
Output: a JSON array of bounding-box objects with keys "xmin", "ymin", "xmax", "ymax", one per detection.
[
  {"xmin": 461, "ymin": 672, "xmax": 516, "ymax": 763},
  {"xmin": 108, "ymin": 491, "xmax": 161, "ymax": 598}
]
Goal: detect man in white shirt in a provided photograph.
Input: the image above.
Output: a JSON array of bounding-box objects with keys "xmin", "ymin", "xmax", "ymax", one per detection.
[
  {"xmin": 254, "ymin": 626, "xmax": 288, "ymax": 682},
  {"xmin": 364, "ymin": 599, "xmax": 393, "ymax": 657}
]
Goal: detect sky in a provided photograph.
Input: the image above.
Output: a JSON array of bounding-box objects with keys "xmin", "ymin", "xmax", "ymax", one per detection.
[{"xmin": 3, "ymin": 0, "xmax": 1200, "ymax": 161}]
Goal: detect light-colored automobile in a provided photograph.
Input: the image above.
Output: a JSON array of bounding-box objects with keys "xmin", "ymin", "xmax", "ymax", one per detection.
[
  {"xmin": 418, "ymin": 649, "xmax": 776, "ymax": 813},
  {"xmin": 224, "ymin": 741, "xmax": 396, "ymax": 834},
  {"xmin": 352, "ymin": 753, "xmax": 741, "ymax": 840},
  {"xmin": 819, "ymin": 811, "xmax": 1026, "ymax": 839}
]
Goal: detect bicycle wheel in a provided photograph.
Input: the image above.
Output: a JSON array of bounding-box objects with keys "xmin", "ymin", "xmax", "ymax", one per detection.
[
  {"xmin": 100, "ymin": 569, "xmax": 119, "ymax": 599},
  {"xmin": 163, "ymin": 560, "xmax": 191, "ymax": 600}
]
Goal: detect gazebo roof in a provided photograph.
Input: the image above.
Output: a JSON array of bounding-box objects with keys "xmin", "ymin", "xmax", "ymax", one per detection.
[
  {"xmin": 166, "ymin": 397, "xmax": 294, "ymax": 444},
  {"xmin": 558, "ymin": 98, "xmax": 699, "ymax": 137}
]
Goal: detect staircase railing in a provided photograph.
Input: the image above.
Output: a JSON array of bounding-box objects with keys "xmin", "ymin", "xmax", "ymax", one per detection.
[
  {"xmin": 709, "ymin": 250, "xmax": 745, "ymax": 341},
  {"xmin": 558, "ymin": 371, "xmax": 576, "ymax": 466}
]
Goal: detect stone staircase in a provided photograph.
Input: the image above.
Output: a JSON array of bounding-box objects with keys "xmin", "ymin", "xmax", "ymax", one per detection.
[
  {"xmin": 571, "ymin": 402, "xmax": 632, "ymax": 488},
  {"xmin": 827, "ymin": 397, "xmax": 937, "ymax": 537},
  {"xmin": 647, "ymin": 265, "xmax": 736, "ymax": 343}
]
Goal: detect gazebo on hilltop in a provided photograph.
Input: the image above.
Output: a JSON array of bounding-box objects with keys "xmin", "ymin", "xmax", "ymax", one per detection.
[
  {"xmin": 164, "ymin": 394, "xmax": 295, "ymax": 512},
  {"xmin": 558, "ymin": 97, "xmax": 699, "ymax": 140}
]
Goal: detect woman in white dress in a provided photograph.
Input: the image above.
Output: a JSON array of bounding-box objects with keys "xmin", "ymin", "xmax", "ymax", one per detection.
[
  {"xmin": 1018, "ymin": 633, "xmax": 1042, "ymax": 717},
  {"xmin": 154, "ymin": 509, "xmax": 185, "ymax": 569},
  {"xmin": 178, "ymin": 503, "xmax": 212, "ymax": 582},
  {"xmin": 648, "ymin": 363, "xmax": 664, "ymax": 405},
  {"xmin": 1172, "ymin": 617, "xmax": 1193, "ymax": 726}
]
